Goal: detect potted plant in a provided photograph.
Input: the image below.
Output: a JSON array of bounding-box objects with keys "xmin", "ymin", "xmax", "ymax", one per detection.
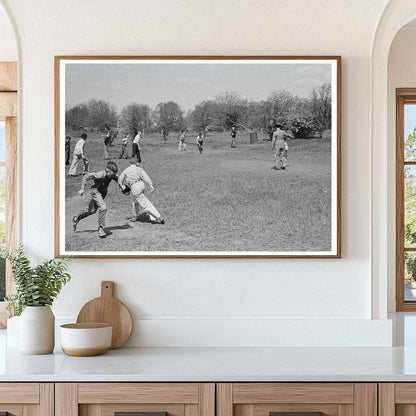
[{"xmin": 1, "ymin": 245, "xmax": 71, "ymax": 354}]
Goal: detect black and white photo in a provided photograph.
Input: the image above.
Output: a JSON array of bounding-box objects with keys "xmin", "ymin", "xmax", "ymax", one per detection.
[{"xmin": 55, "ymin": 56, "xmax": 341, "ymax": 257}]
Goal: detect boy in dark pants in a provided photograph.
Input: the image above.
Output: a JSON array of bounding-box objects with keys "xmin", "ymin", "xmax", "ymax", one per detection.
[{"xmin": 72, "ymin": 161, "xmax": 119, "ymax": 238}]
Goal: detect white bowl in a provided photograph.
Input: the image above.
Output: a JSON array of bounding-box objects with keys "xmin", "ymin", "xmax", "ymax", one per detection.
[{"xmin": 60, "ymin": 323, "xmax": 112, "ymax": 356}]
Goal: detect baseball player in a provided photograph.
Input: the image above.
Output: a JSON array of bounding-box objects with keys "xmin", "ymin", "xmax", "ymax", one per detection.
[
  {"xmin": 132, "ymin": 131, "xmax": 142, "ymax": 162},
  {"xmin": 196, "ymin": 132, "xmax": 203, "ymax": 154},
  {"xmin": 230, "ymin": 126, "xmax": 237, "ymax": 148},
  {"xmin": 103, "ymin": 132, "xmax": 111, "ymax": 159},
  {"xmin": 68, "ymin": 133, "xmax": 89, "ymax": 176},
  {"xmin": 72, "ymin": 161, "xmax": 119, "ymax": 238},
  {"xmin": 119, "ymin": 134, "xmax": 129, "ymax": 159},
  {"xmin": 178, "ymin": 131, "xmax": 186, "ymax": 151},
  {"xmin": 271, "ymin": 125, "xmax": 293, "ymax": 170},
  {"xmin": 118, "ymin": 160, "xmax": 165, "ymax": 224}
]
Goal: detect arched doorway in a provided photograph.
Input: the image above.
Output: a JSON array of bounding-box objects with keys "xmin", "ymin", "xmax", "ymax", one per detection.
[{"xmin": 371, "ymin": 0, "xmax": 416, "ymax": 319}]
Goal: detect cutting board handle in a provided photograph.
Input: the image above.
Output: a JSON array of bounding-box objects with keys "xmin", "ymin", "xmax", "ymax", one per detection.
[{"xmin": 101, "ymin": 281, "xmax": 115, "ymax": 298}]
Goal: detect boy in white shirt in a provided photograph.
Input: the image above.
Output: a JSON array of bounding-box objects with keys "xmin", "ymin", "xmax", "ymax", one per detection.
[
  {"xmin": 132, "ymin": 131, "xmax": 142, "ymax": 162},
  {"xmin": 68, "ymin": 133, "xmax": 89, "ymax": 176},
  {"xmin": 118, "ymin": 161, "xmax": 164, "ymax": 224}
]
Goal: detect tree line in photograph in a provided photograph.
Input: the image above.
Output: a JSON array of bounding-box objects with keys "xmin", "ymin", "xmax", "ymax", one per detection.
[
  {"xmin": 65, "ymin": 82, "xmax": 332, "ymax": 140},
  {"xmin": 404, "ymin": 127, "xmax": 416, "ymax": 282}
]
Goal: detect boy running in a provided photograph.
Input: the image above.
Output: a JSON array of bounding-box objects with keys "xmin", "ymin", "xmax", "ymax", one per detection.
[
  {"xmin": 72, "ymin": 161, "xmax": 119, "ymax": 238},
  {"xmin": 118, "ymin": 161, "xmax": 164, "ymax": 224}
]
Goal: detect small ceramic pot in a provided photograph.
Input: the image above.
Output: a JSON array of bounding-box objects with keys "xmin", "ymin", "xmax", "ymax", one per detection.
[
  {"xmin": 60, "ymin": 323, "xmax": 112, "ymax": 356},
  {"xmin": 19, "ymin": 306, "xmax": 55, "ymax": 355}
]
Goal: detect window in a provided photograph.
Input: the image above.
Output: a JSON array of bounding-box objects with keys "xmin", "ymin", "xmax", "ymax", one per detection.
[{"xmin": 396, "ymin": 89, "xmax": 416, "ymax": 310}]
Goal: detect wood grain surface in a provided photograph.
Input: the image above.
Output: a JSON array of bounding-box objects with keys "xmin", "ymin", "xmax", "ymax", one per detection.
[
  {"xmin": 77, "ymin": 383, "xmax": 199, "ymax": 404},
  {"xmin": 77, "ymin": 281, "xmax": 133, "ymax": 349},
  {"xmin": 233, "ymin": 383, "xmax": 354, "ymax": 404}
]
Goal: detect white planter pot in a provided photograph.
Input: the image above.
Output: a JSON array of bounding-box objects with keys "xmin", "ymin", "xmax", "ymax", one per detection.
[
  {"xmin": 19, "ymin": 306, "xmax": 55, "ymax": 354},
  {"xmin": 6, "ymin": 315, "xmax": 20, "ymax": 347}
]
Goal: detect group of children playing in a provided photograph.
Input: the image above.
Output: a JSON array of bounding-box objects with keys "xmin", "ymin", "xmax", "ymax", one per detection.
[
  {"xmin": 68, "ymin": 124, "xmax": 292, "ymax": 238},
  {"xmin": 68, "ymin": 132, "xmax": 164, "ymax": 239}
]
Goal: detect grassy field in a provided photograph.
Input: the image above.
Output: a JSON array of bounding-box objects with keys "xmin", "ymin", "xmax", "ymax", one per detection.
[{"xmin": 64, "ymin": 130, "xmax": 332, "ymax": 253}]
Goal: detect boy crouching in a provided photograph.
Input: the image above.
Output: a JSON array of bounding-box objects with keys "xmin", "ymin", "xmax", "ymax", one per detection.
[{"xmin": 118, "ymin": 160, "xmax": 165, "ymax": 224}]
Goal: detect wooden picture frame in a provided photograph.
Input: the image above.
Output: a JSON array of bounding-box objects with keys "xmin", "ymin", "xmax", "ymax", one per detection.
[{"xmin": 55, "ymin": 56, "xmax": 341, "ymax": 258}]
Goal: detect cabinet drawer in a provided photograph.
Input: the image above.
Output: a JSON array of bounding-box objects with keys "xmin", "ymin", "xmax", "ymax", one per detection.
[
  {"xmin": 0, "ymin": 383, "xmax": 53, "ymax": 416},
  {"xmin": 56, "ymin": 383, "xmax": 215, "ymax": 416},
  {"xmin": 217, "ymin": 383, "xmax": 376, "ymax": 416},
  {"xmin": 379, "ymin": 383, "xmax": 416, "ymax": 416}
]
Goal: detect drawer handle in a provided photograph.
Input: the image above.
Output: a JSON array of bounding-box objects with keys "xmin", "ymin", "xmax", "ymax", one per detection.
[
  {"xmin": 270, "ymin": 413, "xmax": 324, "ymax": 416},
  {"xmin": 115, "ymin": 412, "xmax": 168, "ymax": 416}
]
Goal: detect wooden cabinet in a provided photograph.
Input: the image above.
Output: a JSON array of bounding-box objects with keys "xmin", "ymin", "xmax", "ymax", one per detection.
[
  {"xmin": 0, "ymin": 381, "xmax": 386, "ymax": 416},
  {"xmin": 379, "ymin": 383, "xmax": 416, "ymax": 416},
  {"xmin": 0, "ymin": 383, "xmax": 53, "ymax": 416},
  {"xmin": 55, "ymin": 383, "xmax": 215, "ymax": 416},
  {"xmin": 217, "ymin": 383, "xmax": 377, "ymax": 416}
]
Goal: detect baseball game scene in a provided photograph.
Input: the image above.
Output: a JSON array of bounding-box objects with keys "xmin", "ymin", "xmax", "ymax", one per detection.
[{"xmin": 60, "ymin": 59, "xmax": 337, "ymax": 256}]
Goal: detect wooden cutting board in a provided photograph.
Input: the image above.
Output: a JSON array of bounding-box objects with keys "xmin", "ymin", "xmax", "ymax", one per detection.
[{"xmin": 76, "ymin": 281, "xmax": 133, "ymax": 349}]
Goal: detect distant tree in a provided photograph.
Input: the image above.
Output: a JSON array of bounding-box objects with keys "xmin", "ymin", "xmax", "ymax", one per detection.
[
  {"xmin": 154, "ymin": 101, "xmax": 185, "ymax": 135},
  {"xmin": 119, "ymin": 103, "xmax": 151, "ymax": 137},
  {"xmin": 245, "ymin": 100, "xmax": 270, "ymax": 131},
  {"xmin": 214, "ymin": 91, "xmax": 247, "ymax": 130},
  {"xmin": 405, "ymin": 128, "xmax": 416, "ymax": 248},
  {"xmin": 310, "ymin": 82, "xmax": 332, "ymax": 134},
  {"xmin": 405, "ymin": 126, "xmax": 416, "ymax": 161},
  {"xmin": 65, "ymin": 103, "xmax": 89, "ymax": 130},
  {"xmin": 190, "ymin": 100, "xmax": 219, "ymax": 132},
  {"xmin": 267, "ymin": 90, "xmax": 297, "ymax": 123},
  {"xmin": 286, "ymin": 97, "xmax": 314, "ymax": 138},
  {"xmin": 87, "ymin": 99, "xmax": 118, "ymax": 133}
]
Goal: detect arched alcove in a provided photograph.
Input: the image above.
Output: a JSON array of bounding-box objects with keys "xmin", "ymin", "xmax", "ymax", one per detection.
[
  {"xmin": 0, "ymin": 2, "xmax": 17, "ymax": 61},
  {"xmin": 371, "ymin": 0, "xmax": 416, "ymax": 319}
]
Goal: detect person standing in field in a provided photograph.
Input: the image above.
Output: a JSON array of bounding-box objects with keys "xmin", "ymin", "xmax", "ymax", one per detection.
[
  {"xmin": 118, "ymin": 160, "xmax": 165, "ymax": 224},
  {"xmin": 271, "ymin": 125, "xmax": 293, "ymax": 170},
  {"xmin": 103, "ymin": 132, "xmax": 111, "ymax": 159},
  {"xmin": 119, "ymin": 134, "xmax": 129, "ymax": 159},
  {"xmin": 230, "ymin": 126, "xmax": 237, "ymax": 148},
  {"xmin": 178, "ymin": 131, "xmax": 186, "ymax": 151},
  {"xmin": 68, "ymin": 133, "xmax": 88, "ymax": 176},
  {"xmin": 196, "ymin": 132, "xmax": 203, "ymax": 154},
  {"xmin": 132, "ymin": 130, "xmax": 142, "ymax": 162},
  {"xmin": 65, "ymin": 135, "xmax": 71, "ymax": 165},
  {"xmin": 72, "ymin": 161, "xmax": 119, "ymax": 239}
]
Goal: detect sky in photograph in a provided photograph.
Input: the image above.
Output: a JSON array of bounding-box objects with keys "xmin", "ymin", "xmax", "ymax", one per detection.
[
  {"xmin": 405, "ymin": 104, "xmax": 416, "ymax": 139},
  {"xmin": 65, "ymin": 61, "xmax": 332, "ymax": 111}
]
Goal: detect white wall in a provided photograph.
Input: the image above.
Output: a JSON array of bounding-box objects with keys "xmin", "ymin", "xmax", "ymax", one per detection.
[
  {"xmin": 387, "ymin": 25, "xmax": 416, "ymax": 312},
  {"xmin": 0, "ymin": 3, "xmax": 17, "ymax": 61},
  {"xmin": 0, "ymin": 0, "xmax": 393, "ymax": 346}
]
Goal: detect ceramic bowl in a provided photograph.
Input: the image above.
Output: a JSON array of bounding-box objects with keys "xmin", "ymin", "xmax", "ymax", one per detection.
[{"xmin": 60, "ymin": 323, "xmax": 112, "ymax": 356}]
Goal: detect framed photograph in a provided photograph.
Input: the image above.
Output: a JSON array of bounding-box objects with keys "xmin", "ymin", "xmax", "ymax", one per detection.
[{"xmin": 55, "ymin": 56, "xmax": 341, "ymax": 258}]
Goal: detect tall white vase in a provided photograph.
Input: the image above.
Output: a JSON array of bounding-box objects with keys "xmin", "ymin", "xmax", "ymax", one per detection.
[{"xmin": 19, "ymin": 306, "xmax": 55, "ymax": 354}]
